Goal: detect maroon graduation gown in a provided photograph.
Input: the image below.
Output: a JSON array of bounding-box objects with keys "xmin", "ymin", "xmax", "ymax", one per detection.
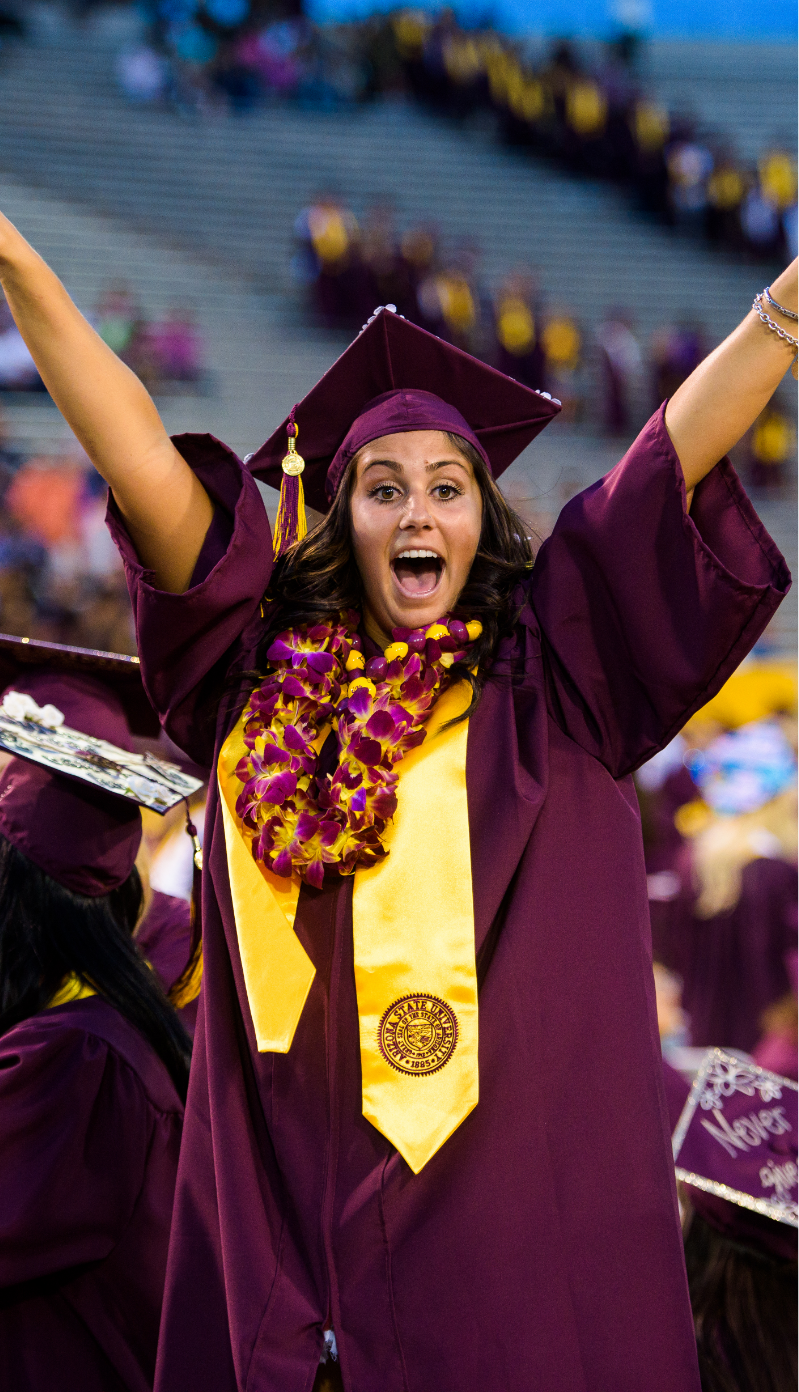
[
  {"xmin": 108, "ymin": 405, "xmax": 789, "ymax": 1392},
  {"xmin": 0, "ymin": 997, "xmax": 184, "ymax": 1391},
  {"xmin": 664, "ymin": 855, "xmax": 798, "ymax": 1052},
  {"xmin": 136, "ymin": 888, "xmax": 199, "ymax": 1035}
]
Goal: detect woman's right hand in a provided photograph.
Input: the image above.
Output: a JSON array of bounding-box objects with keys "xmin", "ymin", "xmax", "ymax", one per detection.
[{"xmin": 0, "ymin": 212, "xmax": 213, "ymax": 593}]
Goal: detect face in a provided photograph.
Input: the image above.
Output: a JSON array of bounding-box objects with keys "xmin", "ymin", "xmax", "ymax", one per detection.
[{"xmin": 348, "ymin": 430, "xmax": 483, "ymax": 645}]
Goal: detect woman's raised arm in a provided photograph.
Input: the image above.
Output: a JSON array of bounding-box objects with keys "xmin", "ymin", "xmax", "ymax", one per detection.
[
  {"xmin": 0, "ymin": 212, "xmax": 213, "ymax": 593},
  {"xmin": 665, "ymin": 259, "xmax": 798, "ymax": 495}
]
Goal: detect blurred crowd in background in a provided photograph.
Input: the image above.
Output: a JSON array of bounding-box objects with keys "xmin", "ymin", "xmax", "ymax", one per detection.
[
  {"xmin": 0, "ymin": 281, "xmax": 204, "ymax": 395},
  {"xmin": 0, "ymin": 276, "xmax": 202, "ymax": 667},
  {"xmin": 393, "ymin": 16, "xmax": 796, "ymax": 261},
  {"xmin": 111, "ymin": 8, "xmax": 797, "ymax": 264},
  {"xmin": 0, "ymin": 405, "xmax": 136, "ymax": 656},
  {"xmin": 636, "ymin": 665, "xmax": 798, "ymax": 1083}
]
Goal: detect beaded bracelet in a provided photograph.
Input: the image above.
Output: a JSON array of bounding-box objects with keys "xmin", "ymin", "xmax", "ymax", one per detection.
[
  {"xmin": 763, "ymin": 285, "xmax": 798, "ymax": 322},
  {"xmin": 752, "ymin": 291, "xmax": 799, "ymax": 351}
]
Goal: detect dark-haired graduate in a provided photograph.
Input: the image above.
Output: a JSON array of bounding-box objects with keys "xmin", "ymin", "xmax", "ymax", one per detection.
[
  {"xmin": 0, "ymin": 205, "xmax": 795, "ymax": 1392},
  {"xmin": 0, "ymin": 659, "xmax": 191, "ymax": 1392}
]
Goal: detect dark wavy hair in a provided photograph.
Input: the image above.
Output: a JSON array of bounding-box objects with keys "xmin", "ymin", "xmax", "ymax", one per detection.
[
  {"xmin": 0, "ymin": 836, "xmax": 192, "ymax": 1101},
  {"xmin": 257, "ymin": 433, "xmax": 535, "ymax": 718},
  {"xmin": 683, "ymin": 1206, "xmax": 797, "ymax": 1392}
]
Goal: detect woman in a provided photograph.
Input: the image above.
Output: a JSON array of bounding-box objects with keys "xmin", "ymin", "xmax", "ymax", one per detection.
[
  {"xmin": 668, "ymin": 727, "xmax": 797, "ymax": 1054},
  {"xmin": 0, "ymin": 664, "xmax": 191, "ymax": 1391},
  {"xmin": 0, "ymin": 205, "xmax": 795, "ymax": 1390}
]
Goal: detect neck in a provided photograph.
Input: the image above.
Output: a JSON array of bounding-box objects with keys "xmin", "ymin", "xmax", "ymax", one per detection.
[{"xmin": 362, "ymin": 606, "xmax": 392, "ymax": 651}]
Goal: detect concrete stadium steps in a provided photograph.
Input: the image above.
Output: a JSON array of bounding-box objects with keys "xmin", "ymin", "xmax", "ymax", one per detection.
[
  {"xmin": 0, "ymin": 14, "xmax": 787, "ymax": 356},
  {"xmin": 0, "ymin": 175, "xmax": 348, "ymax": 467},
  {"xmin": 639, "ymin": 42, "xmax": 796, "ymax": 164}
]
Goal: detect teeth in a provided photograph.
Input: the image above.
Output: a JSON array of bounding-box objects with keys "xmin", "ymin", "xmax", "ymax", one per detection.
[{"xmin": 394, "ymin": 550, "xmax": 441, "ymax": 561}]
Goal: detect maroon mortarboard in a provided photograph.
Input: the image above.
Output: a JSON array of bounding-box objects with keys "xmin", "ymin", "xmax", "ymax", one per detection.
[
  {"xmin": 672, "ymin": 1047, "xmax": 798, "ymax": 1261},
  {"xmin": 247, "ymin": 306, "xmax": 561, "ymax": 554},
  {"xmin": 0, "ymin": 637, "xmax": 202, "ymax": 898},
  {"xmin": 0, "ymin": 632, "xmax": 158, "ymax": 737}
]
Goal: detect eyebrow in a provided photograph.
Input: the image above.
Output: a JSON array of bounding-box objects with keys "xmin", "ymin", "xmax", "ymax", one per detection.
[{"xmin": 361, "ymin": 457, "xmax": 471, "ymax": 476}]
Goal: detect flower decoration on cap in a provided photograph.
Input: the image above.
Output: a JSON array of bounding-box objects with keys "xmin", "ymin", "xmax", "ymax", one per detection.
[
  {"xmin": 1, "ymin": 690, "xmax": 65, "ymax": 729},
  {"xmin": 234, "ymin": 613, "xmax": 481, "ymax": 887}
]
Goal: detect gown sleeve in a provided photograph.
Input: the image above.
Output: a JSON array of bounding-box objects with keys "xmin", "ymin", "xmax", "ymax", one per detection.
[
  {"xmin": 0, "ymin": 1015, "xmax": 155, "ymax": 1287},
  {"xmin": 105, "ymin": 434, "xmax": 273, "ymax": 767},
  {"xmin": 529, "ymin": 405, "xmax": 791, "ymax": 778}
]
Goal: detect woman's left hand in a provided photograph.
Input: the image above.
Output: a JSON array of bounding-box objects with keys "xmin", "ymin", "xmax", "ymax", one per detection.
[{"xmin": 664, "ymin": 258, "xmax": 797, "ymax": 494}]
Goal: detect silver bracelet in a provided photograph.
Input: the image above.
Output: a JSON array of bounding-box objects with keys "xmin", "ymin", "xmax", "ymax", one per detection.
[
  {"xmin": 752, "ymin": 292, "xmax": 799, "ymax": 350},
  {"xmin": 763, "ymin": 285, "xmax": 798, "ymax": 322}
]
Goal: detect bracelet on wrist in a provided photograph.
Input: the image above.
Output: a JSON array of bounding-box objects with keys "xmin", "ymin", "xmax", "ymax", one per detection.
[
  {"xmin": 757, "ymin": 292, "xmax": 799, "ymax": 381},
  {"xmin": 763, "ymin": 285, "xmax": 798, "ymax": 322}
]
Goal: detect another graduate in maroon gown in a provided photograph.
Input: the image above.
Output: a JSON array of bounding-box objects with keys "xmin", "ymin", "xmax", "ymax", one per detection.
[
  {"xmin": 0, "ymin": 663, "xmax": 191, "ymax": 1392},
  {"xmin": 659, "ymin": 720, "xmax": 797, "ymax": 1053},
  {"xmin": 1, "ymin": 204, "xmax": 796, "ymax": 1392},
  {"xmin": 754, "ymin": 949, "xmax": 798, "ymax": 1081}
]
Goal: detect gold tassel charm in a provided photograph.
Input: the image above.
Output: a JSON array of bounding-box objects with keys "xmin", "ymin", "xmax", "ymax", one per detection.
[{"xmin": 273, "ymin": 412, "xmax": 307, "ymax": 560}]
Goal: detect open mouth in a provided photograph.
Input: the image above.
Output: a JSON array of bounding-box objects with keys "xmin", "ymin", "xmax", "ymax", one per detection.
[{"xmin": 390, "ymin": 549, "xmax": 444, "ymax": 598}]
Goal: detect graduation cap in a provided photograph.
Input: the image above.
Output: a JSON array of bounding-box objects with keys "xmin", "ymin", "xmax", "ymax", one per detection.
[
  {"xmin": 0, "ymin": 635, "xmax": 203, "ymax": 897},
  {"xmin": 247, "ymin": 306, "xmax": 561, "ymax": 555},
  {"xmin": 685, "ymin": 718, "xmax": 796, "ymax": 816},
  {"xmin": 0, "ymin": 632, "xmax": 159, "ymax": 738},
  {"xmin": 672, "ymin": 1047, "xmax": 798, "ymax": 1260}
]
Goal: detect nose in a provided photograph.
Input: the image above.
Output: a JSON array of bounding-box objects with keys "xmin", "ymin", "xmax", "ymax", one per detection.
[{"xmin": 398, "ymin": 484, "xmax": 433, "ymax": 532}]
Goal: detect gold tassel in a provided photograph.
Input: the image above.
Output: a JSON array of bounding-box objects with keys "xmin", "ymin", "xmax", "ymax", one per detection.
[
  {"xmin": 169, "ymin": 942, "xmax": 203, "ymax": 1009},
  {"xmin": 273, "ymin": 418, "xmax": 307, "ymax": 560}
]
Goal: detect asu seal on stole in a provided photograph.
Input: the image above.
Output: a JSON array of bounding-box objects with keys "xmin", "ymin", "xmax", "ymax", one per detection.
[{"xmin": 378, "ymin": 994, "xmax": 458, "ymax": 1076}]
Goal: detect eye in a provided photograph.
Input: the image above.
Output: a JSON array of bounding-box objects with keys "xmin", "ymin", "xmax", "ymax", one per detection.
[
  {"xmin": 368, "ymin": 482, "xmax": 400, "ymax": 503},
  {"xmin": 433, "ymin": 482, "xmax": 463, "ymax": 501}
]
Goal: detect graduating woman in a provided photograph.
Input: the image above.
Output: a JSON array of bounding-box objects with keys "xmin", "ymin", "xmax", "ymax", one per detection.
[
  {"xmin": 0, "ymin": 660, "xmax": 191, "ymax": 1392},
  {"xmin": 0, "ymin": 204, "xmax": 794, "ymax": 1391}
]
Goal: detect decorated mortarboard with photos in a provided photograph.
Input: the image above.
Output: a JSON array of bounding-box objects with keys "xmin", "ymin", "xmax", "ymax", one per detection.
[
  {"xmin": 672, "ymin": 1048, "xmax": 798, "ymax": 1229},
  {"xmin": 0, "ymin": 689, "xmax": 203, "ymax": 815}
]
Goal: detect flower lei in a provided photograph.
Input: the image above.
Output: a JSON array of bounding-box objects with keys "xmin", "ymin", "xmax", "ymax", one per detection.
[{"xmin": 234, "ymin": 611, "xmax": 482, "ymax": 887}]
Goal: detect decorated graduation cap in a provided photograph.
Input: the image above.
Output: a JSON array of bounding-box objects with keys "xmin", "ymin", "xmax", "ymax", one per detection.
[
  {"xmin": 0, "ymin": 635, "xmax": 203, "ymax": 897},
  {"xmin": 672, "ymin": 1048, "xmax": 798, "ymax": 1261},
  {"xmin": 0, "ymin": 632, "xmax": 160, "ymax": 737},
  {"xmin": 685, "ymin": 718, "xmax": 796, "ymax": 817},
  {"xmin": 248, "ymin": 306, "xmax": 561, "ymax": 556}
]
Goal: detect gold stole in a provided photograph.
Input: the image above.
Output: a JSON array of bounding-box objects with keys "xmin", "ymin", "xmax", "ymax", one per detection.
[{"xmin": 217, "ymin": 680, "xmax": 478, "ymax": 1171}]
